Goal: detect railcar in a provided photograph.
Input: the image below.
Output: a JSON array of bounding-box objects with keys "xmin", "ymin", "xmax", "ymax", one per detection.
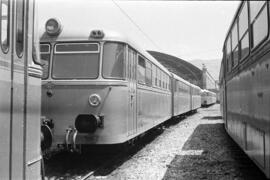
[
  {"xmin": 190, "ymin": 84, "xmax": 201, "ymax": 111},
  {"xmin": 201, "ymin": 89, "xmax": 216, "ymax": 107},
  {"xmin": 171, "ymin": 73, "xmax": 192, "ymax": 116},
  {"xmin": 39, "ymin": 21, "xmax": 172, "ymax": 150},
  {"xmin": 220, "ymin": 1, "xmax": 270, "ymax": 178},
  {"xmin": 0, "ymin": 0, "xmax": 42, "ymax": 179}
]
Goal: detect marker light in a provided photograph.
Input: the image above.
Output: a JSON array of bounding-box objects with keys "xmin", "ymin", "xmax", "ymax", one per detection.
[
  {"xmin": 90, "ymin": 30, "xmax": 104, "ymax": 39},
  {"xmin": 45, "ymin": 18, "xmax": 62, "ymax": 36},
  {"xmin": 89, "ymin": 94, "xmax": 101, "ymax": 106}
]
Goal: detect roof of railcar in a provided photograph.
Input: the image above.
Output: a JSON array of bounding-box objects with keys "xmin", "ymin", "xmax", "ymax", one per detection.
[
  {"xmin": 172, "ymin": 73, "xmax": 192, "ymax": 87},
  {"xmin": 190, "ymin": 83, "xmax": 201, "ymax": 90}
]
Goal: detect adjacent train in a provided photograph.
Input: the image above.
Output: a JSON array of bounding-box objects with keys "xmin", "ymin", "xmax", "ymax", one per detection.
[
  {"xmin": 220, "ymin": 1, "xmax": 270, "ymax": 178},
  {"xmin": 0, "ymin": 0, "xmax": 42, "ymax": 179},
  {"xmin": 201, "ymin": 89, "xmax": 217, "ymax": 107}
]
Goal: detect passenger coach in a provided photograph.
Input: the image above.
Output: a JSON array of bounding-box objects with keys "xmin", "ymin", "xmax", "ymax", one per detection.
[{"xmin": 220, "ymin": 1, "xmax": 270, "ymax": 178}]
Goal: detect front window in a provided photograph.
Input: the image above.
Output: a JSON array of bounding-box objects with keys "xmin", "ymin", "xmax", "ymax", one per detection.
[
  {"xmin": 52, "ymin": 43, "xmax": 100, "ymax": 79},
  {"xmin": 102, "ymin": 42, "xmax": 125, "ymax": 79}
]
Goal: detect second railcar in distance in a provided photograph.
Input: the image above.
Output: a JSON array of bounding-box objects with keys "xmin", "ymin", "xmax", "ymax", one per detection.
[{"xmin": 201, "ymin": 89, "xmax": 216, "ymax": 107}]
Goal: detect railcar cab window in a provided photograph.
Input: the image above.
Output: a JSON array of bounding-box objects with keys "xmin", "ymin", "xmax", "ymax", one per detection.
[
  {"xmin": 52, "ymin": 43, "xmax": 100, "ymax": 79},
  {"xmin": 138, "ymin": 55, "xmax": 146, "ymax": 84},
  {"xmin": 250, "ymin": 1, "xmax": 268, "ymax": 48},
  {"xmin": 16, "ymin": 0, "xmax": 25, "ymax": 57},
  {"xmin": 1, "ymin": 0, "xmax": 9, "ymax": 52},
  {"xmin": 103, "ymin": 42, "xmax": 125, "ymax": 79},
  {"xmin": 40, "ymin": 44, "xmax": 51, "ymax": 79}
]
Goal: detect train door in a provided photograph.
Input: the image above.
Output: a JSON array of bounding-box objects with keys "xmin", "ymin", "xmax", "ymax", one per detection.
[
  {"xmin": 127, "ymin": 47, "xmax": 137, "ymax": 135},
  {"xmin": 12, "ymin": 0, "xmax": 41, "ymax": 179},
  {"xmin": 0, "ymin": 0, "xmax": 12, "ymax": 179},
  {"xmin": 11, "ymin": 0, "xmax": 27, "ymax": 179}
]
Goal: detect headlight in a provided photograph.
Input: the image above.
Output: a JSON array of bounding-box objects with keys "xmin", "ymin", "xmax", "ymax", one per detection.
[{"xmin": 88, "ymin": 94, "xmax": 101, "ymax": 106}]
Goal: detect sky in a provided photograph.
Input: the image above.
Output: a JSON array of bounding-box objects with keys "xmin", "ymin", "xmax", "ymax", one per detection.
[{"xmin": 38, "ymin": 0, "xmax": 239, "ymax": 61}]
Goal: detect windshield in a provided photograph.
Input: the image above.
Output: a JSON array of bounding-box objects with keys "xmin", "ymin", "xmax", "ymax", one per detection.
[
  {"xmin": 40, "ymin": 44, "xmax": 50, "ymax": 79},
  {"xmin": 52, "ymin": 43, "xmax": 100, "ymax": 79}
]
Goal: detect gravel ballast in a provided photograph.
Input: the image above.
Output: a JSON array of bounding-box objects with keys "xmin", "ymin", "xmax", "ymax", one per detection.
[{"xmin": 90, "ymin": 104, "xmax": 267, "ymax": 180}]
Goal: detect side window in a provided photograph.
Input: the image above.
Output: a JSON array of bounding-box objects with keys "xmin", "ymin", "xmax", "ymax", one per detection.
[
  {"xmin": 156, "ymin": 68, "xmax": 160, "ymax": 87},
  {"xmin": 145, "ymin": 60, "xmax": 152, "ymax": 86},
  {"xmin": 161, "ymin": 71, "xmax": 164, "ymax": 89},
  {"xmin": 40, "ymin": 44, "xmax": 51, "ymax": 79},
  {"xmin": 152, "ymin": 65, "xmax": 156, "ymax": 86},
  {"xmin": 1, "ymin": 1, "xmax": 9, "ymax": 52},
  {"xmin": 128, "ymin": 47, "xmax": 136, "ymax": 80},
  {"xmin": 16, "ymin": 0, "xmax": 25, "ymax": 57},
  {"xmin": 103, "ymin": 43, "xmax": 125, "ymax": 79},
  {"xmin": 158, "ymin": 68, "xmax": 162, "ymax": 88},
  {"xmin": 138, "ymin": 55, "xmax": 146, "ymax": 84},
  {"xmin": 231, "ymin": 21, "xmax": 239, "ymax": 68},
  {"xmin": 168, "ymin": 76, "xmax": 171, "ymax": 90},
  {"xmin": 226, "ymin": 35, "xmax": 232, "ymax": 72},
  {"xmin": 165, "ymin": 75, "xmax": 167, "ymax": 90},
  {"xmin": 239, "ymin": 2, "xmax": 249, "ymax": 60},
  {"xmin": 250, "ymin": 1, "xmax": 268, "ymax": 48}
]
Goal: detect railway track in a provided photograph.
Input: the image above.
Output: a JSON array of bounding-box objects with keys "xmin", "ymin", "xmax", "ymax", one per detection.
[
  {"xmin": 43, "ymin": 115, "xmax": 189, "ymax": 180},
  {"xmin": 43, "ymin": 127, "xmax": 166, "ymax": 180}
]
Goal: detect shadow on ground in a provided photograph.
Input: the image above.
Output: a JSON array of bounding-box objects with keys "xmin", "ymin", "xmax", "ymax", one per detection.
[{"xmin": 162, "ymin": 123, "xmax": 267, "ymax": 180}]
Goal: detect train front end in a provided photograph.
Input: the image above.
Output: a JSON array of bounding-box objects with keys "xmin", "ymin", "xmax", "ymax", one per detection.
[{"xmin": 40, "ymin": 20, "xmax": 129, "ymax": 152}]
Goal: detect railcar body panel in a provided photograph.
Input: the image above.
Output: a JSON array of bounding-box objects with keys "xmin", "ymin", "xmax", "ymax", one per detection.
[
  {"xmin": 137, "ymin": 85, "xmax": 171, "ymax": 128},
  {"xmin": 172, "ymin": 74, "xmax": 191, "ymax": 116},
  {"xmin": 191, "ymin": 84, "xmax": 201, "ymax": 110},
  {"xmin": 226, "ymin": 51, "xmax": 270, "ymax": 175},
  {"xmin": 42, "ymin": 81, "xmax": 131, "ymax": 145}
]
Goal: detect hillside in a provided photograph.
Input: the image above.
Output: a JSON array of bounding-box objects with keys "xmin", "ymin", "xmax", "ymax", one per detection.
[{"xmin": 148, "ymin": 51, "xmax": 202, "ymax": 87}]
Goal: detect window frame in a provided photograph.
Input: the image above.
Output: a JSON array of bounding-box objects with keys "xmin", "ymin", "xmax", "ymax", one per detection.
[
  {"xmin": 52, "ymin": 42, "xmax": 101, "ymax": 80},
  {"xmin": 250, "ymin": 1, "xmax": 269, "ymax": 51},
  {"xmin": 231, "ymin": 20, "xmax": 239, "ymax": 69},
  {"xmin": 40, "ymin": 43, "xmax": 51, "ymax": 79},
  {"xmin": 238, "ymin": 1, "xmax": 250, "ymax": 61},
  {"xmin": 54, "ymin": 42, "xmax": 100, "ymax": 54},
  {"xmin": 102, "ymin": 42, "xmax": 126, "ymax": 80},
  {"xmin": 137, "ymin": 54, "xmax": 146, "ymax": 85},
  {"xmin": 1, "ymin": 0, "xmax": 10, "ymax": 53},
  {"xmin": 15, "ymin": 0, "xmax": 25, "ymax": 58},
  {"xmin": 145, "ymin": 59, "xmax": 152, "ymax": 87},
  {"xmin": 225, "ymin": 34, "xmax": 232, "ymax": 73}
]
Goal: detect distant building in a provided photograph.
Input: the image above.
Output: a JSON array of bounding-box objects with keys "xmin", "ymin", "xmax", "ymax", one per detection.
[
  {"xmin": 148, "ymin": 50, "xmax": 218, "ymax": 91},
  {"xmin": 202, "ymin": 64, "xmax": 218, "ymax": 91}
]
